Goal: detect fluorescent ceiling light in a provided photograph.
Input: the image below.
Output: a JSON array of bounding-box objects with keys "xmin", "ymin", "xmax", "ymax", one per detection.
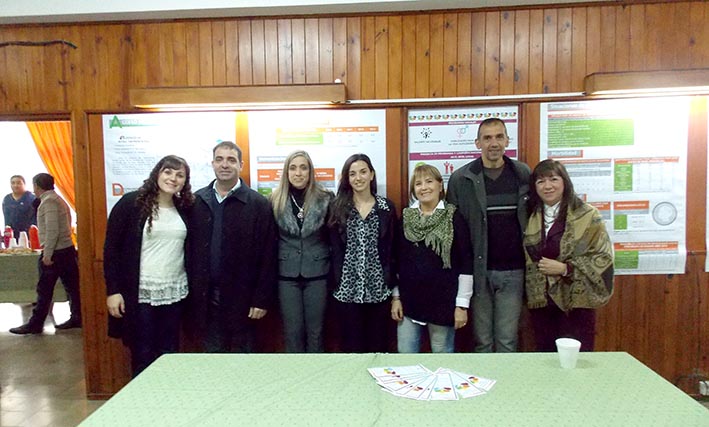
[{"xmin": 585, "ymin": 69, "xmax": 709, "ymax": 96}]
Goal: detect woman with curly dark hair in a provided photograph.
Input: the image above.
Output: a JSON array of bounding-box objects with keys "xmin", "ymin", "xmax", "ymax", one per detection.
[{"xmin": 104, "ymin": 155, "xmax": 194, "ymax": 376}]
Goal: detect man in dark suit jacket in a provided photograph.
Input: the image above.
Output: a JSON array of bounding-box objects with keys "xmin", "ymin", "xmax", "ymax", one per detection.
[{"xmin": 186, "ymin": 141, "xmax": 277, "ymax": 352}]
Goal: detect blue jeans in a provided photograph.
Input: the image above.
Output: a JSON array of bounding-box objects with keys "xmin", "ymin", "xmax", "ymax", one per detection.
[
  {"xmin": 472, "ymin": 269, "xmax": 524, "ymax": 353},
  {"xmin": 279, "ymin": 278, "xmax": 327, "ymax": 353},
  {"xmin": 397, "ymin": 316, "xmax": 454, "ymax": 353}
]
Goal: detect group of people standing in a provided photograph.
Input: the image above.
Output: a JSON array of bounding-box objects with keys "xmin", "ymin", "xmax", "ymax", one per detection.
[{"xmin": 103, "ymin": 118, "xmax": 614, "ymax": 378}]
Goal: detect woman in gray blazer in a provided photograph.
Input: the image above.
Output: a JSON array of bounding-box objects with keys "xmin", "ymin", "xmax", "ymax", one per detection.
[{"xmin": 271, "ymin": 150, "xmax": 333, "ymax": 352}]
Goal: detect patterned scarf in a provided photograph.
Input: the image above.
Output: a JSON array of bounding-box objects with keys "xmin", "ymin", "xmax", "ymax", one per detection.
[{"xmin": 403, "ymin": 202, "xmax": 456, "ymax": 268}]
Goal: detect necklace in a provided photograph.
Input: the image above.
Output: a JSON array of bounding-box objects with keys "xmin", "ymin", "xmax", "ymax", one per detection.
[{"xmin": 290, "ymin": 194, "xmax": 304, "ymax": 219}]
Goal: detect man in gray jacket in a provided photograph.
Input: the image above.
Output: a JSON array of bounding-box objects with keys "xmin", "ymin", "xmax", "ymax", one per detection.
[{"xmin": 446, "ymin": 118, "xmax": 530, "ymax": 352}]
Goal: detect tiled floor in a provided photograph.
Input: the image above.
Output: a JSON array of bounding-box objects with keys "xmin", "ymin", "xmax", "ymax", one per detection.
[{"xmin": 0, "ymin": 302, "xmax": 105, "ymax": 427}]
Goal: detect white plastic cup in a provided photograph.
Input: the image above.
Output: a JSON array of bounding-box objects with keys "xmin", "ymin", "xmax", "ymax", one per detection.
[
  {"xmin": 555, "ymin": 338, "xmax": 581, "ymax": 369},
  {"xmin": 18, "ymin": 231, "xmax": 29, "ymax": 248}
]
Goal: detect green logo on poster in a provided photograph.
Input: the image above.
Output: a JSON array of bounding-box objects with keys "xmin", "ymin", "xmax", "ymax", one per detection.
[{"xmin": 109, "ymin": 116, "xmax": 123, "ymax": 129}]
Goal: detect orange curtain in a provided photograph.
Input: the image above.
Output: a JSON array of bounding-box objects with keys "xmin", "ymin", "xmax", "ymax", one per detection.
[{"xmin": 25, "ymin": 121, "xmax": 75, "ymax": 210}]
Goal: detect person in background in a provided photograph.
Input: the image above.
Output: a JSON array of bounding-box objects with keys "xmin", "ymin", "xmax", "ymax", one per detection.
[
  {"xmin": 524, "ymin": 159, "xmax": 614, "ymax": 352},
  {"xmin": 391, "ymin": 164, "xmax": 473, "ymax": 353},
  {"xmin": 271, "ymin": 150, "xmax": 333, "ymax": 353},
  {"xmin": 103, "ymin": 155, "xmax": 194, "ymax": 376},
  {"xmin": 328, "ymin": 153, "xmax": 397, "ymax": 353},
  {"xmin": 186, "ymin": 141, "xmax": 277, "ymax": 353},
  {"xmin": 3, "ymin": 175, "xmax": 37, "ymax": 239},
  {"xmin": 446, "ymin": 117, "xmax": 530, "ymax": 353},
  {"xmin": 10, "ymin": 173, "xmax": 81, "ymax": 334}
]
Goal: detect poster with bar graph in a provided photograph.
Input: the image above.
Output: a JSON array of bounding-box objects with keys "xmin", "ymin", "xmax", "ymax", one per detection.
[{"xmin": 540, "ymin": 98, "xmax": 689, "ymax": 275}]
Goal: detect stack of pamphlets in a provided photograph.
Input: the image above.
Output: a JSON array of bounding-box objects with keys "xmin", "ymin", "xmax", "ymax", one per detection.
[{"xmin": 367, "ymin": 365, "xmax": 496, "ymax": 401}]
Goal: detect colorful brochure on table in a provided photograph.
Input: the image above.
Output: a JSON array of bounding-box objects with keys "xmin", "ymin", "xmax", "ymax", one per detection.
[{"xmin": 368, "ymin": 365, "xmax": 495, "ymax": 401}]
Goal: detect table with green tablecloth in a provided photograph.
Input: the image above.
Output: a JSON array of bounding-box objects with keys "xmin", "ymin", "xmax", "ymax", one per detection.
[
  {"xmin": 0, "ymin": 252, "xmax": 66, "ymax": 303},
  {"xmin": 81, "ymin": 352, "xmax": 709, "ymax": 426}
]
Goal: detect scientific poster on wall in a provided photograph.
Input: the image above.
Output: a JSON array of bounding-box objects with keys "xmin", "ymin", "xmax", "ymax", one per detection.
[
  {"xmin": 103, "ymin": 112, "xmax": 237, "ymax": 213},
  {"xmin": 407, "ymin": 106, "xmax": 519, "ymax": 193},
  {"xmin": 248, "ymin": 109, "xmax": 387, "ymax": 196},
  {"xmin": 540, "ymin": 98, "xmax": 689, "ymax": 275}
]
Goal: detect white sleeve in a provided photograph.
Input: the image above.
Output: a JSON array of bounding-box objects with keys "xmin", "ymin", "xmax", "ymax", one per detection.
[{"xmin": 455, "ymin": 274, "xmax": 473, "ymax": 308}]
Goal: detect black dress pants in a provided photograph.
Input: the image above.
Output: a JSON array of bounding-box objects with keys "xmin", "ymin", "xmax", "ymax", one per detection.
[{"xmin": 29, "ymin": 246, "xmax": 81, "ymax": 327}]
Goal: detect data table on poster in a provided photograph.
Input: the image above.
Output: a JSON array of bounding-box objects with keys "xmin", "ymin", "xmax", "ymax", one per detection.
[{"xmin": 540, "ymin": 98, "xmax": 689, "ymax": 275}]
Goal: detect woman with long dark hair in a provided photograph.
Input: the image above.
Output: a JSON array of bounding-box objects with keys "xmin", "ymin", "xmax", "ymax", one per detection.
[
  {"xmin": 391, "ymin": 164, "xmax": 473, "ymax": 353},
  {"xmin": 271, "ymin": 150, "xmax": 333, "ymax": 352},
  {"xmin": 524, "ymin": 159, "xmax": 613, "ymax": 352},
  {"xmin": 328, "ymin": 153, "xmax": 397, "ymax": 352},
  {"xmin": 104, "ymin": 155, "xmax": 194, "ymax": 376}
]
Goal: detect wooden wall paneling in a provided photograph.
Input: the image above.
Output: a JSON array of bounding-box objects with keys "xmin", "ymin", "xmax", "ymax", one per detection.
[
  {"xmin": 628, "ymin": 4, "xmax": 646, "ymax": 71},
  {"xmin": 387, "ymin": 16, "xmax": 403, "ymax": 99},
  {"xmin": 528, "ymin": 10, "xmax": 544, "ymax": 94},
  {"xmin": 599, "ymin": 6, "xmax": 616, "ymax": 72},
  {"xmin": 277, "ymin": 19, "xmax": 294, "ymax": 84},
  {"xmin": 688, "ymin": 1, "xmax": 708, "ymax": 68},
  {"xmin": 374, "ymin": 16, "xmax": 389, "ymax": 99},
  {"xmin": 385, "ymin": 107, "xmax": 403, "ymax": 211},
  {"xmin": 671, "ymin": 2, "xmax": 692, "ymax": 69},
  {"xmin": 442, "ymin": 13, "xmax": 458, "ymax": 97},
  {"xmin": 63, "ymin": 26, "xmax": 83, "ymax": 111},
  {"xmin": 291, "ymin": 19, "xmax": 306, "ymax": 84},
  {"xmin": 198, "ymin": 22, "xmax": 214, "ymax": 85},
  {"xmin": 184, "ymin": 23, "xmax": 201, "ymax": 86},
  {"xmin": 456, "ymin": 13, "xmax": 472, "ymax": 97},
  {"xmin": 643, "ymin": 4, "xmax": 662, "ymax": 70},
  {"xmin": 613, "ymin": 5, "xmax": 631, "ymax": 72},
  {"xmin": 80, "ymin": 27, "xmax": 103, "ymax": 109},
  {"xmin": 105, "ymin": 26, "xmax": 131, "ymax": 109},
  {"xmin": 170, "ymin": 23, "xmax": 188, "ymax": 86},
  {"xmin": 0, "ymin": 33, "xmax": 7, "ymax": 110},
  {"xmin": 332, "ymin": 18, "xmax": 347, "ymax": 85},
  {"xmin": 470, "ymin": 12, "xmax": 486, "ymax": 95},
  {"xmin": 556, "ymin": 8, "xmax": 572, "ymax": 93},
  {"xmin": 28, "ymin": 42, "xmax": 44, "ymax": 110},
  {"xmin": 143, "ymin": 24, "xmax": 160, "ymax": 87},
  {"xmin": 264, "ymin": 20, "xmax": 279, "ymax": 85},
  {"xmin": 400, "ymin": 15, "xmax": 416, "ymax": 99},
  {"xmin": 570, "ymin": 8, "xmax": 586, "ymax": 92},
  {"xmin": 618, "ymin": 276, "xmax": 649, "ymax": 366},
  {"xmin": 251, "ymin": 20, "xmax": 266, "ymax": 85},
  {"xmin": 513, "ymin": 10, "xmax": 529, "ymax": 95},
  {"xmin": 701, "ymin": 259, "xmax": 709, "ymax": 377},
  {"xmin": 318, "ymin": 18, "xmax": 334, "ymax": 84},
  {"xmin": 305, "ymin": 18, "xmax": 320, "ymax": 83},
  {"xmin": 484, "ymin": 12, "xmax": 500, "ymax": 96},
  {"xmin": 428, "ymin": 14, "xmax": 444, "ymax": 98},
  {"xmin": 158, "ymin": 23, "xmax": 176, "ymax": 86},
  {"xmin": 541, "ymin": 9, "xmax": 557, "ymax": 93},
  {"xmin": 40, "ymin": 36, "xmax": 63, "ymax": 110},
  {"xmin": 414, "ymin": 15, "xmax": 430, "ymax": 98},
  {"xmin": 687, "ymin": 96, "xmax": 708, "ymax": 251},
  {"xmin": 211, "ymin": 22, "xmax": 227, "ymax": 86},
  {"xmin": 223, "ymin": 21, "xmax": 239, "ymax": 86},
  {"xmin": 7, "ymin": 30, "xmax": 30, "ymax": 111},
  {"xmin": 360, "ymin": 16, "xmax": 376, "ymax": 99},
  {"xmin": 346, "ymin": 17, "xmax": 361, "ymax": 99},
  {"xmin": 499, "ymin": 11, "xmax": 515, "ymax": 95},
  {"xmin": 236, "ymin": 21, "xmax": 252, "ymax": 86},
  {"xmin": 585, "ymin": 7, "xmax": 600, "ymax": 77}
]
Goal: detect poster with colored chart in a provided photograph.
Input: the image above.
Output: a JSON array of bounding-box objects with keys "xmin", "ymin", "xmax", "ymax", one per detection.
[
  {"xmin": 102, "ymin": 112, "xmax": 237, "ymax": 213},
  {"xmin": 248, "ymin": 110, "xmax": 387, "ymax": 196},
  {"xmin": 407, "ymin": 105, "xmax": 519, "ymax": 197},
  {"xmin": 540, "ymin": 98, "xmax": 689, "ymax": 275}
]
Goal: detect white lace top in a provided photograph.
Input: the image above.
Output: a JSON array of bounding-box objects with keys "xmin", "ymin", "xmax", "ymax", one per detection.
[{"xmin": 138, "ymin": 206, "xmax": 188, "ymax": 306}]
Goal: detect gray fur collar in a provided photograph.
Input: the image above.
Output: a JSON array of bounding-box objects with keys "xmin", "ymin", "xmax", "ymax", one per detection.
[{"xmin": 276, "ymin": 192, "xmax": 331, "ymax": 238}]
